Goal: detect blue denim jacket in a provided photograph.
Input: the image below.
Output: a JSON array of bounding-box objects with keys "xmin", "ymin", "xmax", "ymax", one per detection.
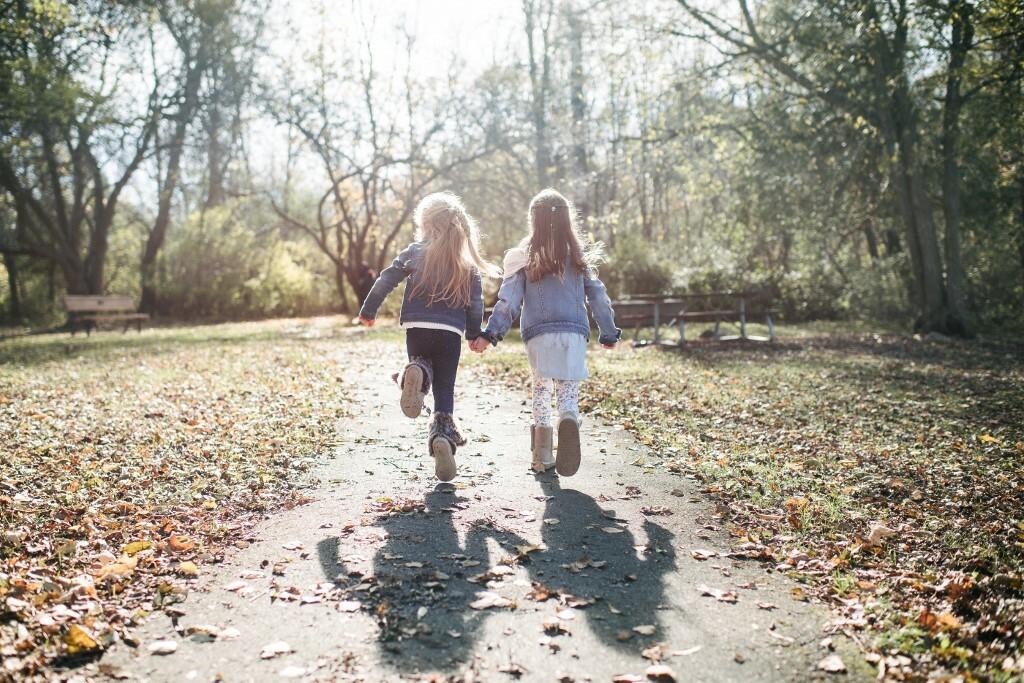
[
  {"xmin": 484, "ymin": 252, "xmax": 620, "ymax": 345},
  {"xmin": 359, "ymin": 241, "xmax": 484, "ymax": 339}
]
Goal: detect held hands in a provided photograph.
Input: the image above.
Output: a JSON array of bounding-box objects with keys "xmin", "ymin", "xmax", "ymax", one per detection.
[
  {"xmin": 601, "ymin": 342, "xmax": 617, "ymax": 349},
  {"xmin": 358, "ymin": 316, "xmax": 375, "ymax": 327},
  {"xmin": 469, "ymin": 337, "xmax": 489, "ymax": 354}
]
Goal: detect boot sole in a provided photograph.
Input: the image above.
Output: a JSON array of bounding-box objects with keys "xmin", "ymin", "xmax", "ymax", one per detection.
[
  {"xmin": 400, "ymin": 365, "xmax": 426, "ymax": 418},
  {"xmin": 555, "ymin": 418, "xmax": 581, "ymax": 476},
  {"xmin": 431, "ymin": 437, "xmax": 457, "ymax": 481}
]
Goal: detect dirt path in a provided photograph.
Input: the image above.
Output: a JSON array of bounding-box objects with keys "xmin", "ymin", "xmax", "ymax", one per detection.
[{"xmin": 98, "ymin": 346, "xmax": 868, "ymax": 682}]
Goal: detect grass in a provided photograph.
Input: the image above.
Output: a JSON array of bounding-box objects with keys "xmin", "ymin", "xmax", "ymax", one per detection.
[
  {"xmin": 471, "ymin": 325, "xmax": 1024, "ymax": 681},
  {"xmin": 0, "ymin": 317, "xmax": 387, "ymax": 680}
]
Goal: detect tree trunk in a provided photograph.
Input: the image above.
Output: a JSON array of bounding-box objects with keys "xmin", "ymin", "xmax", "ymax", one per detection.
[
  {"xmin": 205, "ymin": 99, "xmax": 227, "ymax": 209},
  {"xmin": 524, "ymin": 0, "xmax": 552, "ymax": 188},
  {"xmin": 567, "ymin": 4, "xmax": 590, "ymax": 226},
  {"xmin": 334, "ymin": 261, "xmax": 350, "ymax": 314},
  {"xmin": 3, "ymin": 252, "xmax": 21, "ymax": 320},
  {"xmin": 863, "ymin": 218, "xmax": 880, "ymax": 260},
  {"xmin": 83, "ymin": 216, "xmax": 108, "ymax": 295},
  {"xmin": 939, "ymin": 0, "xmax": 974, "ymax": 335},
  {"xmin": 141, "ymin": 42, "xmax": 206, "ymax": 314}
]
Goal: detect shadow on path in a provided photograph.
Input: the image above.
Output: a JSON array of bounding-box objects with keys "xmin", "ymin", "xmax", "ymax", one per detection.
[
  {"xmin": 530, "ymin": 473, "xmax": 678, "ymax": 649},
  {"xmin": 317, "ymin": 487, "xmax": 527, "ymax": 675},
  {"xmin": 317, "ymin": 475, "xmax": 678, "ymax": 676}
]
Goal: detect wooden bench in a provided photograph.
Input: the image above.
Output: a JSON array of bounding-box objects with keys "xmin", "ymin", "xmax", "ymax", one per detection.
[
  {"xmin": 64, "ymin": 295, "xmax": 149, "ymax": 335},
  {"xmin": 614, "ymin": 292, "xmax": 776, "ymax": 347}
]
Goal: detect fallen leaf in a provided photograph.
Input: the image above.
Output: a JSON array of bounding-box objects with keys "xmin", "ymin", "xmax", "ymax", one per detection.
[
  {"xmin": 167, "ymin": 535, "xmax": 196, "ymax": 553},
  {"xmin": 642, "ymin": 643, "xmax": 667, "ymax": 661},
  {"xmin": 633, "ymin": 624, "xmax": 657, "ymax": 636},
  {"xmin": 698, "ymin": 585, "xmax": 738, "ymax": 603},
  {"xmin": 469, "ymin": 592, "xmax": 513, "ymax": 610},
  {"xmin": 148, "ymin": 639, "xmax": 178, "ymax": 655},
  {"xmin": 224, "ymin": 580, "xmax": 248, "ymax": 592},
  {"xmin": 123, "ymin": 540, "xmax": 153, "ymax": 556},
  {"xmin": 866, "ymin": 523, "xmax": 896, "ymax": 547},
  {"xmin": 817, "ymin": 654, "xmax": 846, "ymax": 673},
  {"xmin": 690, "ymin": 549, "xmax": 716, "ymax": 561},
  {"xmin": 543, "ymin": 620, "xmax": 571, "ymax": 635},
  {"xmin": 601, "ymin": 526, "xmax": 625, "ymax": 534},
  {"xmin": 94, "ymin": 555, "xmax": 137, "ymax": 579},
  {"xmin": 178, "ymin": 561, "xmax": 199, "ymax": 577},
  {"xmin": 645, "ymin": 664, "xmax": 676, "ymax": 681},
  {"xmin": 260, "ymin": 641, "xmax": 294, "ymax": 659},
  {"xmin": 64, "ymin": 625, "xmax": 100, "ymax": 654}
]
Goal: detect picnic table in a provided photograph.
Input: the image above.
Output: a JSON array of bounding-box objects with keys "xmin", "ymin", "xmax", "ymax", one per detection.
[{"xmin": 612, "ymin": 291, "xmax": 776, "ymax": 347}]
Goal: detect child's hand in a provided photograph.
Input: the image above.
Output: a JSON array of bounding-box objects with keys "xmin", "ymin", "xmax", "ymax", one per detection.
[
  {"xmin": 469, "ymin": 337, "xmax": 488, "ymax": 353},
  {"xmin": 601, "ymin": 342, "xmax": 616, "ymax": 349},
  {"xmin": 358, "ymin": 316, "xmax": 375, "ymax": 327}
]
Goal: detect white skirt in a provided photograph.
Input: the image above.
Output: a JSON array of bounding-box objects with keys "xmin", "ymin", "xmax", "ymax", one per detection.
[{"xmin": 526, "ymin": 332, "xmax": 589, "ymax": 381}]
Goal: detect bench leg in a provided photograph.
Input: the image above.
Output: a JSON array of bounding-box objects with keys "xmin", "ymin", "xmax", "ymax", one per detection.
[
  {"xmin": 713, "ymin": 319, "xmax": 721, "ymax": 339},
  {"xmin": 739, "ymin": 299, "xmax": 747, "ymax": 339},
  {"xmin": 137, "ymin": 319, "xmax": 143, "ymax": 333},
  {"xmin": 767, "ymin": 314, "xmax": 776, "ymax": 341},
  {"xmin": 678, "ymin": 317, "xmax": 686, "ymax": 347}
]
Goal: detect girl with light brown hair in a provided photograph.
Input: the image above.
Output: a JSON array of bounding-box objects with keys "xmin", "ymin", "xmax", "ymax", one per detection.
[{"xmin": 359, "ymin": 192, "xmax": 496, "ymax": 481}]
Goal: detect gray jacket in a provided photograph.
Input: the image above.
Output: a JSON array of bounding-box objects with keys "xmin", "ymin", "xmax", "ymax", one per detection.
[
  {"xmin": 484, "ymin": 251, "xmax": 620, "ymax": 345},
  {"xmin": 359, "ymin": 241, "xmax": 484, "ymax": 339}
]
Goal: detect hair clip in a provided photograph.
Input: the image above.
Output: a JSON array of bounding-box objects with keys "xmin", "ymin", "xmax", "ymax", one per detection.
[{"xmin": 551, "ymin": 206, "xmax": 557, "ymax": 212}]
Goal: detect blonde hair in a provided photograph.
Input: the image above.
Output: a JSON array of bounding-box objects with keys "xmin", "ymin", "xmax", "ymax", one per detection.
[
  {"xmin": 411, "ymin": 192, "xmax": 496, "ymax": 307},
  {"xmin": 522, "ymin": 188, "xmax": 601, "ymax": 282}
]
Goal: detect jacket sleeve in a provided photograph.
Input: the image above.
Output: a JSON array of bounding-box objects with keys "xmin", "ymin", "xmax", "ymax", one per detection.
[
  {"xmin": 584, "ymin": 271, "xmax": 621, "ymax": 345},
  {"xmin": 465, "ymin": 270, "xmax": 484, "ymax": 340},
  {"xmin": 482, "ymin": 270, "xmax": 526, "ymax": 345},
  {"xmin": 359, "ymin": 245, "xmax": 414, "ymax": 319}
]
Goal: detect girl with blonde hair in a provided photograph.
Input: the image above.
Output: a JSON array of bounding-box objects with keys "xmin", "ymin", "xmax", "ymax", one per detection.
[
  {"xmin": 472, "ymin": 189, "xmax": 620, "ymax": 476},
  {"xmin": 359, "ymin": 192, "xmax": 495, "ymax": 481}
]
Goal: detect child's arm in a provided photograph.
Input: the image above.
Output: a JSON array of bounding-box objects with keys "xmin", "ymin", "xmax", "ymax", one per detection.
[
  {"xmin": 481, "ymin": 270, "xmax": 526, "ymax": 345},
  {"xmin": 358, "ymin": 245, "xmax": 414, "ymax": 321},
  {"xmin": 465, "ymin": 270, "xmax": 484, "ymax": 340},
  {"xmin": 583, "ymin": 271, "xmax": 621, "ymax": 346}
]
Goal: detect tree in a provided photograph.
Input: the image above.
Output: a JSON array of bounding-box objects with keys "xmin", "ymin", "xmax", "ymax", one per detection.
[
  {"xmin": 0, "ymin": 2, "xmax": 159, "ymax": 295},
  {"xmin": 267, "ymin": 15, "xmax": 493, "ymax": 311},
  {"xmin": 674, "ymin": 0, "xmax": 967, "ymax": 332},
  {"xmin": 139, "ymin": 0, "xmax": 263, "ymax": 314}
]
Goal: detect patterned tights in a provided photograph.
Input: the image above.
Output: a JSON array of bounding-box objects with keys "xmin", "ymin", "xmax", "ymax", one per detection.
[{"xmin": 532, "ymin": 374, "xmax": 581, "ymax": 427}]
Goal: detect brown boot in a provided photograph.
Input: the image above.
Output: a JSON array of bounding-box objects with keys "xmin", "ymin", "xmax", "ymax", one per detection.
[
  {"xmin": 429, "ymin": 412, "xmax": 458, "ymax": 481},
  {"xmin": 399, "ymin": 358, "xmax": 432, "ymax": 418},
  {"xmin": 532, "ymin": 425, "xmax": 554, "ymax": 472},
  {"xmin": 555, "ymin": 413, "xmax": 581, "ymax": 477}
]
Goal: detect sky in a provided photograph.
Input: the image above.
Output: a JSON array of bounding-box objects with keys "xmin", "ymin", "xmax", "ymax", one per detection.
[
  {"xmin": 253, "ymin": 0, "xmax": 526, "ymax": 196},
  {"xmin": 267, "ymin": 0, "xmax": 522, "ymax": 82}
]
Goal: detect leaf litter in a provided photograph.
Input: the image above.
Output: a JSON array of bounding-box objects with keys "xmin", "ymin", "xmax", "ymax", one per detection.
[{"xmin": 0, "ymin": 320, "xmax": 361, "ymax": 678}]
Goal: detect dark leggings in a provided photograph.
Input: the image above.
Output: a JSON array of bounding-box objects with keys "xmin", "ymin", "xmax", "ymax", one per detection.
[{"xmin": 405, "ymin": 327, "xmax": 462, "ymax": 414}]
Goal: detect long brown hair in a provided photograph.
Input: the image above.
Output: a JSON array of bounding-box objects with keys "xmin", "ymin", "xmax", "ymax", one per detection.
[
  {"xmin": 410, "ymin": 192, "xmax": 496, "ymax": 307},
  {"xmin": 522, "ymin": 188, "xmax": 599, "ymax": 282}
]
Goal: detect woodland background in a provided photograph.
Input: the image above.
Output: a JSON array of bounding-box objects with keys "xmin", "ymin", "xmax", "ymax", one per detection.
[{"xmin": 1, "ymin": 0, "xmax": 1023, "ymax": 335}]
